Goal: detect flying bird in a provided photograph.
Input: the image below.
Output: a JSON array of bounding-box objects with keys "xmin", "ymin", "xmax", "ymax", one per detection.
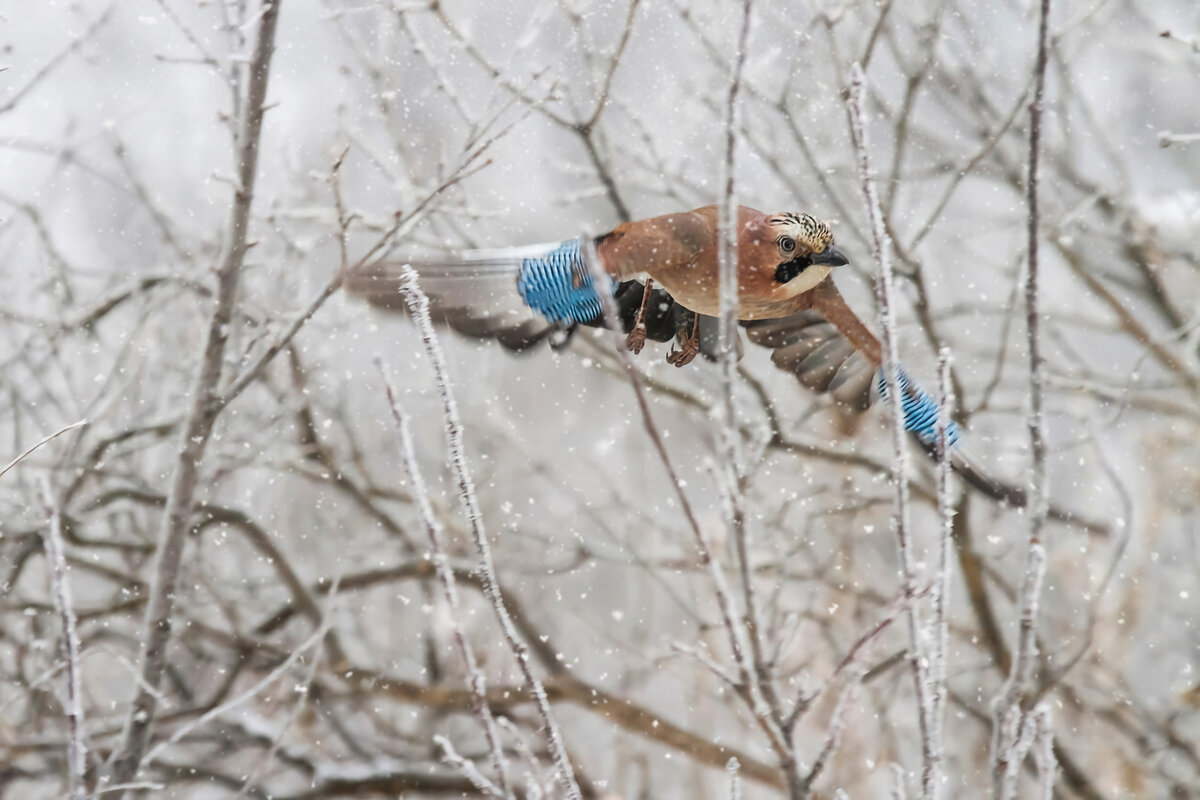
[{"xmin": 349, "ymin": 205, "xmax": 1023, "ymax": 503}]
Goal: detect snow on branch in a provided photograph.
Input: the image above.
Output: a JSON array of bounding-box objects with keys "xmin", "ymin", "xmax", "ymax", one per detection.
[
  {"xmin": 845, "ymin": 61, "xmax": 939, "ymax": 798},
  {"xmin": 395, "ymin": 266, "xmax": 582, "ymax": 800}
]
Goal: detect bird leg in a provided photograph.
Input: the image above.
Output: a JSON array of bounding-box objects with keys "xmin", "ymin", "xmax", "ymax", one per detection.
[
  {"xmin": 625, "ymin": 278, "xmax": 654, "ymax": 354},
  {"xmin": 666, "ymin": 311, "xmax": 700, "ymax": 367}
]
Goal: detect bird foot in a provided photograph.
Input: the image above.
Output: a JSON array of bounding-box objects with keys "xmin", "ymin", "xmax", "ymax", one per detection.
[
  {"xmin": 626, "ymin": 323, "xmax": 647, "ymax": 354},
  {"xmin": 666, "ymin": 339, "xmax": 699, "ymax": 367}
]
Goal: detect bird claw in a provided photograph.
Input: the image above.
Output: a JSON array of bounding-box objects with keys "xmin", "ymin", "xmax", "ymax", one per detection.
[
  {"xmin": 626, "ymin": 323, "xmax": 647, "ymax": 354},
  {"xmin": 666, "ymin": 340, "xmax": 699, "ymax": 367}
]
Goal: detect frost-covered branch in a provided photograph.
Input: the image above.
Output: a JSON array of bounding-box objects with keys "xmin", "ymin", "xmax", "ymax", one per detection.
[
  {"xmin": 395, "ymin": 267, "xmax": 581, "ymax": 800},
  {"xmin": 0, "ymin": 419, "xmax": 87, "ymax": 482},
  {"xmin": 991, "ymin": 1, "xmax": 1053, "ymax": 796},
  {"xmin": 845, "ymin": 61, "xmax": 938, "ymax": 797},
  {"xmin": 579, "ymin": 239, "xmax": 790, "ymax": 765},
  {"xmin": 928, "ymin": 347, "xmax": 955, "ymax": 793},
  {"xmin": 380, "ymin": 360, "xmax": 512, "ymax": 798},
  {"xmin": 140, "ymin": 622, "xmax": 330, "ymax": 770},
  {"xmin": 36, "ymin": 477, "xmax": 86, "ymax": 800}
]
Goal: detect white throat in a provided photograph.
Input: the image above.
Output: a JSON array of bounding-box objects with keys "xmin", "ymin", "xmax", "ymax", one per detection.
[{"xmin": 776, "ymin": 264, "xmax": 833, "ymax": 299}]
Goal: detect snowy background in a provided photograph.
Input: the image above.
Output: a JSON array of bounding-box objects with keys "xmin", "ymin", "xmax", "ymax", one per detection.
[{"xmin": 0, "ymin": 0, "xmax": 1198, "ymax": 797}]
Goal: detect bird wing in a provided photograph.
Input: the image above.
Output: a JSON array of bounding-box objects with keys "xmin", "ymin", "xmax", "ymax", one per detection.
[
  {"xmin": 345, "ymin": 246, "xmax": 726, "ymax": 357},
  {"xmin": 741, "ymin": 279, "xmax": 880, "ymax": 411},
  {"xmin": 594, "ymin": 206, "xmax": 718, "ymax": 280},
  {"xmin": 345, "ymin": 247, "xmax": 555, "ymax": 351}
]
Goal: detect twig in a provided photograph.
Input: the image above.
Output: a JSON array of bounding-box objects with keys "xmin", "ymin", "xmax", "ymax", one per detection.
[
  {"xmin": 218, "ymin": 137, "xmax": 495, "ymax": 412},
  {"xmin": 0, "ymin": 419, "xmax": 87, "ymax": 481},
  {"xmin": 718, "ymin": 0, "xmax": 752, "ymax": 404},
  {"xmin": 435, "ymin": 736, "xmax": 506, "ymax": 798},
  {"xmin": 1158, "ymin": 130, "xmax": 1200, "ymax": 148},
  {"xmin": 800, "ymin": 666, "xmax": 866, "ymax": 794},
  {"xmin": 0, "ymin": 4, "xmax": 116, "ymax": 116},
  {"xmin": 928, "ymin": 347, "xmax": 955, "ymax": 798},
  {"xmin": 106, "ymin": 1, "xmax": 284, "ymax": 789},
  {"xmin": 140, "ymin": 621, "xmax": 331, "ymax": 769},
  {"xmin": 786, "ymin": 589, "xmax": 907, "ymax": 734},
  {"xmin": 36, "ymin": 477, "xmax": 86, "ymax": 800},
  {"xmin": 728, "ymin": 757, "xmax": 742, "ymax": 800},
  {"xmin": 394, "ymin": 268, "xmax": 581, "ymax": 800},
  {"xmin": 1033, "ymin": 706, "xmax": 1057, "ymax": 800},
  {"xmin": 714, "ymin": 0, "xmax": 796, "ymax": 787},
  {"xmin": 991, "ymin": 1, "xmax": 1053, "ymax": 796},
  {"xmin": 234, "ymin": 574, "xmax": 343, "ymax": 798},
  {"xmin": 845, "ymin": 62, "xmax": 938, "ymax": 797},
  {"xmin": 579, "ymin": 238, "xmax": 789, "ymax": 764},
  {"xmin": 379, "ymin": 359, "xmax": 513, "ymax": 799}
]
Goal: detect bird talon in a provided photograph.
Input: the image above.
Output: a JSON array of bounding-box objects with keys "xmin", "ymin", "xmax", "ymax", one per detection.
[
  {"xmin": 666, "ymin": 339, "xmax": 699, "ymax": 367},
  {"xmin": 626, "ymin": 324, "xmax": 647, "ymax": 354},
  {"xmin": 666, "ymin": 312, "xmax": 701, "ymax": 367}
]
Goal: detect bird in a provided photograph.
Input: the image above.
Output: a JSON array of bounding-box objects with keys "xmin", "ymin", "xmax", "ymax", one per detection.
[{"xmin": 348, "ymin": 204, "xmax": 1024, "ymax": 503}]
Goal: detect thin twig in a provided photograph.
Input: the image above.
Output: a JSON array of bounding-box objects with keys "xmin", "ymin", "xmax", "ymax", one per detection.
[
  {"xmin": 579, "ymin": 239, "xmax": 789, "ymax": 763},
  {"xmin": 435, "ymin": 736, "xmax": 507, "ymax": 798},
  {"xmin": 715, "ymin": 0, "xmax": 797, "ymax": 789},
  {"xmin": 233, "ymin": 574, "xmax": 343, "ymax": 798},
  {"xmin": 140, "ymin": 621, "xmax": 331, "ymax": 770},
  {"xmin": 0, "ymin": 419, "xmax": 87, "ymax": 482},
  {"xmin": 800, "ymin": 666, "xmax": 866, "ymax": 794},
  {"xmin": 218, "ymin": 138, "xmax": 495, "ymax": 412},
  {"xmin": 36, "ymin": 477, "xmax": 86, "ymax": 800},
  {"xmin": 1033, "ymin": 706, "xmax": 1057, "ymax": 800},
  {"xmin": 928, "ymin": 347, "xmax": 955, "ymax": 798},
  {"xmin": 845, "ymin": 62, "xmax": 938, "ymax": 797},
  {"xmin": 379, "ymin": 360, "xmax": 513, "ymax": 799},
  {"xmin": 991, "ymin": 1, "xmax": 1053, "ymax": 796},
  {"xmin": 0, "ymin": 4, "xmax": 116, "ymax": 116},
  {"xmin": 394, "ymin": 268, "xmax": 581, "ymax": 800}
]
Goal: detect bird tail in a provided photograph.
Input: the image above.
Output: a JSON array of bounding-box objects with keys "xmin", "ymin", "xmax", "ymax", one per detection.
[
  {"xmin": 875, "ymin": 367, "xmax": 959, "ymax": 446},
  {"xmin": 878, "ymin": 369, "xmax": 1034, "ymax": 508},
  {"xmin": 513, "ymin": 239, "xmax": 614, "ymax": 325},
  {"xmin": 347, "ymin": 243, "xmax": 569, "ymax": 351}
]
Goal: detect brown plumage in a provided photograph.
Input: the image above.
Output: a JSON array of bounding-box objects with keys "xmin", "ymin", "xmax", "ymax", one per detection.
[
  {"xmin": 346, "ymin": 206, "xmax": 1047, "ymax": 514},
  {"xmin": 347, "ymin": 204, "xmax": 877, "ymax": 398},
  {"xmin": 596, "ymin": 205, "xmax": 847, "ymax": 320}
]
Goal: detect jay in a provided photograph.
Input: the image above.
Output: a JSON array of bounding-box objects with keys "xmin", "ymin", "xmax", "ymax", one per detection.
[{"xmin": 350, "ymin": 205, "xmax": 1017, "ymax": 501}]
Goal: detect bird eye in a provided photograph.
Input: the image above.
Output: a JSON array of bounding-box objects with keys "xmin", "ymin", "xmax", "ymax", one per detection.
[{"xmin": 779, "ymin": 237, "xmax": 796, "ymax": 254}]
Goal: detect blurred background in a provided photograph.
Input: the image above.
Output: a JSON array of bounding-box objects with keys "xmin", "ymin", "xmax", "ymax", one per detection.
[{"xmin": 0, "ymin": 0, "xmax": 1198, "ymax": 797}]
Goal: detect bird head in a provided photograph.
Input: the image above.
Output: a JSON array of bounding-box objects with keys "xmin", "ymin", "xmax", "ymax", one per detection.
[{"xmin": 766, "ymin": 212, "xmax": 848, "ymax": 283}]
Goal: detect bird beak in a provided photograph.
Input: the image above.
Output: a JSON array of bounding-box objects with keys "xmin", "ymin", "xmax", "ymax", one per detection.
[{"xmin": 810, "ymin": 245, "xmax": 848, "ymax": 267}]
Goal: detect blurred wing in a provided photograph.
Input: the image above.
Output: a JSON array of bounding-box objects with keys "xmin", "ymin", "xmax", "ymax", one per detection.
[
  {"xmin": 744, "ymin": 278, "xmax": 1038, "ymax": 513},
  {"xmin": 346, "ymin": 246, "xmax": 555, "ymax": 351},
  {"xmin": 347, "ymin": 247, "xmax": 728, "ymax": 358},
  {"xmin": 741, "ymin": 280, "xmax": 882, "ymax": 410}
]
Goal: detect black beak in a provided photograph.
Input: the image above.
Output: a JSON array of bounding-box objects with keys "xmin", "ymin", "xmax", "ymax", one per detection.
[{"xmin": 809, "ymin": 245, "xmax": 848, "ymax": 267}]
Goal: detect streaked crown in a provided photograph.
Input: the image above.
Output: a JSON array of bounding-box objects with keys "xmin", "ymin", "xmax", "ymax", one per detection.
[{"xmin": 767, "ymin": 212, "xmax": 834, "ymax": 254}]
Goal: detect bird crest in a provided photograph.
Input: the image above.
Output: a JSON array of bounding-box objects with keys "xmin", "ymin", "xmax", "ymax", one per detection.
[{"xmin": 767, "ymin": 212, "xmax": 834, "ymax": 254}]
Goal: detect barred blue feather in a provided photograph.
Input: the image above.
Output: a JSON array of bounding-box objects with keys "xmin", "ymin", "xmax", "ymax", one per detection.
[
  {"xmin": 877, "ymin": 368, "xmax": 959, "ymax": 447},
  {"xmin": 517, "ymin": 239, "xmax": 612, "ymax": 325}
]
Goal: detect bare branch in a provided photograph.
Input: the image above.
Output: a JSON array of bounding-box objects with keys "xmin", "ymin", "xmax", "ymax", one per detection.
[
  {"xmin": 845, "ymin": 62, "xmax": 938, "ymax": 797},
  {"xmin": 0, "ymin": 419, "xmax": 87, "ymax": 482},
  {"xmin": 379, "ymin": 359, "xmax": 513, "ymax": 798},
  {"xmin": 991, "ymin": 1, "xmax": 1054, "ymax": 795},
  {"xmin": 36, "ymin": 477, "xmax": 86, "ymax": 800},
  {"xmin": 106, "ymin": 1, "xmax": 285, "ymax": 788},
  {"xmin": 394, "ymin": 267, "xmax": 581, "ymax": 800},
  {"xmin": 927, "ymin": 347, "xmax": 955, "ymax": 797}
]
